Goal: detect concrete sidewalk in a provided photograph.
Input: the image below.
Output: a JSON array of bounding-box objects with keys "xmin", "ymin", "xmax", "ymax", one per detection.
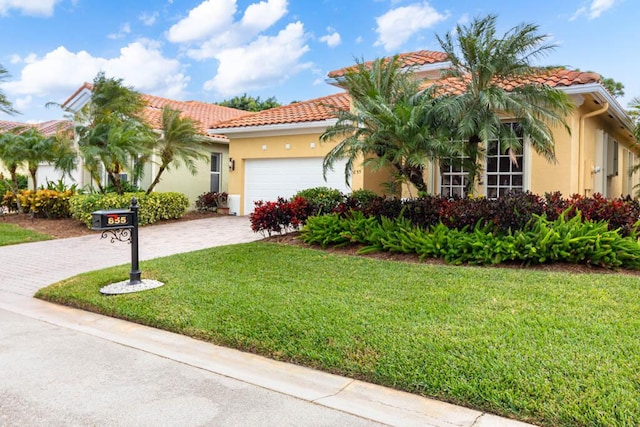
[{"xmin": 0, "ymin": 216, "xmax": 536, "ymax": 426}]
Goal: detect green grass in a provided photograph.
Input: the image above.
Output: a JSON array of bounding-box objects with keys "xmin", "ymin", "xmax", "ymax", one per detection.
[
  {"xmin": 37, "ymin": 242, "xmax": 640, "ymax": 426},
  {"xmin": 0, "ymin": 223, "xmax": 52, "ymax": 246}
]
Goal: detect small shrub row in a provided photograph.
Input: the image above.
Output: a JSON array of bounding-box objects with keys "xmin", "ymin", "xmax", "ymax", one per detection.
[
  {"xmin": 9, "ymin": 189, "xmax": 76, "ymax": 218},
  {"xmin": 300, "ymin": 211, "xmax": 640, "ymax": 270},
  {"xmin": 250, "ymin": 196, "xmax": 312, "ymax": 236},
  {"xmin": 249, "ymin": 187, "xmax": 379, "ymax": 235},
  {"xmin": 70, "ymin": 192, "xmax": 189, "ymax": 228},
  {"xmin": 363, "ymin": 192, "xmax": 640, "ymax": 237},
  {"xmin": 250, "ymin": 188, "xmax": 640, "ymax": 237}
]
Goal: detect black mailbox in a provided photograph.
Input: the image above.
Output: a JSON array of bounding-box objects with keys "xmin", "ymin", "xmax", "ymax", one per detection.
[{"xmin": 91, "ymin": 209, "xmax": 134, "ymax": 230}]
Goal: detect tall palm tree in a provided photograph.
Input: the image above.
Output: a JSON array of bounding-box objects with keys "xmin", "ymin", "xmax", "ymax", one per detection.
[
  {"xmin": 75, "ymin": 72, "xmax": 154, "ymax": 194},
  {"xmin": 0, "ymin": 64, "xmax": 18, "ymax": 115},
  {"xmin": 145, "ymin": 106, "xmax": 214, "ymax": 194},
  {"xmin": 434, "ymin": 14, "xmax": 574, "ymax": 195},
  {"xmin": 321, "ymin": 57, "xmax": 451, "ymax": 195}
]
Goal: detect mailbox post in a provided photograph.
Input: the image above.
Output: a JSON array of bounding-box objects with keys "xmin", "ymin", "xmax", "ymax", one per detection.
[{"xmin": 91, "ymin": 197, "xmax": 162, "ymax": 294}]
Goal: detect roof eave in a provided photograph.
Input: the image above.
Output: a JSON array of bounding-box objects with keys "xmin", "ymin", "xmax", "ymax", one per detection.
[
  {"xmin": 559, "ymin": 83, "xmax": 635, "ymax": 136},
  {"xmin": 210, "ymin": 119, "xmax": 338, "ymax": 138}
]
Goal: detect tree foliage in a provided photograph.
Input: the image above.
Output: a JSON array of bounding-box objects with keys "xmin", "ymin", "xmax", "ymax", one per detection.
[
  {"xmin": 145, "ymin": 106, "xmax": 216, "ymax": 194},
  {"xmin": 320, "ymin": 57, "xmax": 452, "ymax": 194},
  {"xmin": 216, "ymin": 93, "xmax": 281, "ymax": 111},
  {"xmin": 0, "ymin": 64, "xmax": 18, "ymax": 115},
  {"xmin": 600, "ymin": 76, "xmax": 625, "ymax": 98},
  {"xmin": 0, "ymin": 125, "xmax": 76, "ymax": 191},
  {"xmin": 74, "ymin": 72, "xmax": 154, "ymax": 195},
  {"xmin": 434, "ymin": 14, "xmax": 574, "ymax": 195}
]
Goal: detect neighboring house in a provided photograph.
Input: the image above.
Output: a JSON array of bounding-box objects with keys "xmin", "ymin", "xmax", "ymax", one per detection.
[
  {"xmin": 0, "ymin": 119, "xmax": 73, "ymax": 188},
  {"xmin": 62, "ymin": 83, "xmax": 251, "ymax": 205},
  {"xmin": 211, "ymin": 50, "xmax": 638, "ymax": 215}
]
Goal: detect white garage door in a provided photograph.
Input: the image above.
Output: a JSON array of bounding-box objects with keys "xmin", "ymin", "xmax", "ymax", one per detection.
[{"xmin": 244, "ymin": 157, "xmax": 350, "ymax": 214}]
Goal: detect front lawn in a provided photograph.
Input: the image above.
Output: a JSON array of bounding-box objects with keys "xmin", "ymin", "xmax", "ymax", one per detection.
[
  {"xmin": 36, "ymin": 242, "xmax": 640, "ymax": 426},
  {"xmin": 0, "ymin": 223, "xmax": 52, "ymax": 246}
]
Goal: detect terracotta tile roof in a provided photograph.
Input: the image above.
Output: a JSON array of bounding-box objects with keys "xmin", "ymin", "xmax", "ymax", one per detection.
[
  {"xmin": 430, "ymin": 68, "xmax": 601, "ymax": 95},
  {"xmin": 211, "ymin": 92, "xmax": 350, "ymax": 129},
  {"xmin": 140, "ymin": 93, "xmax": 251, "ymax": 132},
  {"xmin": 327, "ymin": 50, "xmax": 449, "ymax": 78},
  {"xmin": 0, "ymin": 119, "xmax": 72, "ymax": 137}
]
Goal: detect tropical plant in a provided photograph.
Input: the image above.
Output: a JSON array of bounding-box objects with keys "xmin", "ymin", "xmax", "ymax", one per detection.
[
  {"xmin": 320, "ymin": 56, "xmax": 451, "ymax": 194},
  {"xmin": 0, "ymin": 130, "xmax": 22, "ymax": 192},
  {"xmin": 74, "ymin": 72, "xmax": 154, "ymax": 195},
  {"xmin": 0, "ymin": 64, "xmax": 18, "ymax": 115},
  {"xmin": 6, "ymin": 126, "xmax": 76, "ymax": 190},
  {"xmin": 434, "ymin": 14, "xmax": 574, "ymax": 195},
  {"xmin": 145, "ymin": 106, "xmax": 216, "ymax": 194}
]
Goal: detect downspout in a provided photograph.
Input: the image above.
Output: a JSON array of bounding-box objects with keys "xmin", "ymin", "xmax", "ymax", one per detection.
[{"xmin": 579, "ymin": 102, "xmax": 609, "ymax": 195}]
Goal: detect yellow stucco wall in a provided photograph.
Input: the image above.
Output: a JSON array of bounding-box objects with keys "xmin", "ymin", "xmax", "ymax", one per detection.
[{"xmin": 153, "ymin": 143, "xmax": 230, "ymax": 209}]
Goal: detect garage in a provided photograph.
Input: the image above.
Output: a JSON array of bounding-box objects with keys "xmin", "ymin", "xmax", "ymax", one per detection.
[{"xmin": 244, "ymin": 157, "xmax": 350, "ymax": 214}]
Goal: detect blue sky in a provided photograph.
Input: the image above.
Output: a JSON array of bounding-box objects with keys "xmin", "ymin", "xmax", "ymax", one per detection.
[{"xmin": 0, "ymin": 0, "xmax": 637, "ymax": 123}]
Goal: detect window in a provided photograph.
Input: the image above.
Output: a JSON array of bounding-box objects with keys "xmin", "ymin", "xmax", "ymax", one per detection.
[
  {"xmin": 485, "ymin": 122, "xmax": 524, "ymax": 198},
  {"xmin": 210, "ymin": 153, "xmax": 221, "ymax": 193},
  {"xmin": 440, "ymin": 156, "xmax": 468, "ymax": 198},
  {"xmin": 439, "ymin": 122, "xmax": 525, "ymax": 198}
]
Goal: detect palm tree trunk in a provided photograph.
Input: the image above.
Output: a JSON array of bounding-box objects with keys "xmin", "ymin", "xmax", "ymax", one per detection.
[
  {"xmin": 145, "ymin": 165, "xmax": 166, "ymax": 195},
  {"xmin": 29, "ymin": 166, "xmax": 38, "ymax": 190},
  {"xmin": 464, "ymin": 135, "xmax": 482, "ymax": 196}
]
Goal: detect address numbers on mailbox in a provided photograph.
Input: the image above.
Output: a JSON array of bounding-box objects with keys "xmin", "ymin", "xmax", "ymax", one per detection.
[{"xmin": 91, "ymin": 209, "xmax": 134, "ymax": 230}]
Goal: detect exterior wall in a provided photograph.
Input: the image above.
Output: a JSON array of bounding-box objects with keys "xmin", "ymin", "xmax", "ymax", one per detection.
[
  {"xmin": 153, "ymin": 143, "xmax": 230, "ymax": 209},
  {"xmin": 528, "ymin": 110, "xmax": 580, "ymax": 196}
]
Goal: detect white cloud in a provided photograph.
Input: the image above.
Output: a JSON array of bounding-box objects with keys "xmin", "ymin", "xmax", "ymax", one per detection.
[
  {"xmin": 570, "ymin": 0, "xmax": 617, "ymax": 20},
  {"xmin": 241, "ymin": 0, "xmax": 287, "ymax": 32},
  {"xmin": 374, "ymin": 1, "xmax": 448, "ymax": 51},
  {"xmin": 166, "ymin": 0, "xmax": 237, "ymax": 43},
  {"xmin": 204, "ymin": 21, "xmax": 310, "ymax": 96},
  {"xmin": 320, "ymin": 28, "xmax": 341, "ymax": 48},
  {"xmin": 355, "ymin": 36, "xmax": 363, "ymax": 44},
  {"xmin": 179, "ymin": 0, "xmax": 288, "ymax": 60},
  {"xmin": 14, "ymin": 95, "xmax": 32, "ymax": 111},
  {"xmin": 4, "ymin": 41, "xmax": 189, "ymax": 101},
  {"xmin": 9, "ymin": 54, "xmax": 21, "ymax": 64},
  {"xmin": 139, "ymin": 11, "xmax": 159, "ymax": 26},
  {"xmin": 0, "ymin": 0, "xmax": 61, "ymax": 16},
  {"xmin": 108, "ymin": 23, "xmax": 131, "ymax": 40}
]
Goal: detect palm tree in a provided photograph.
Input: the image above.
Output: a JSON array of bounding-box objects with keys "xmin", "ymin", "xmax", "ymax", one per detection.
[
  {"xmin": 145, "ymin": 106, "xmax": 215, "ymax": 194},
  {"xmin": 0, "ymin": 64, "xmax": 18, "ymax": 115},
  {"xmin": 434, "ymin": 14, "xmax": 574, "ymax": 195},
  {"xmin": 321, "ymin": 57, "xmax": 451, "ymax": 195},
  {"xmin": 75, "ymin": 72, "xmax": 154, "ymax": 194},
  {"xmin": 0, "ymin": 125, "xmax": 76, "ymax": 190},
  {"xmin": 0, "ymin": 130, "xmax": 22, "ymax": 191}
]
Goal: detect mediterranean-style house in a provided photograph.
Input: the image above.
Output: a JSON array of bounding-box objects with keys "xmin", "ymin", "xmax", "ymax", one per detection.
[
  {"xmin": 210, "ymin": 50, "xmax": 638, "ymax": 215},
  {"xmin": 61, "ymin": 83, "xmax": 250, "ymax": 203},
  {"xmin": 4, "ymin": 50, "xmax": 637, "ymax": 216}
]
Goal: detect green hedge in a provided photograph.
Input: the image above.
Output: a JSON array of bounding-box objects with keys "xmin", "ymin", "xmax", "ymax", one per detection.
[{"xmin": 70, "ymin": 192, "xmax": 189, "ymax": 228}]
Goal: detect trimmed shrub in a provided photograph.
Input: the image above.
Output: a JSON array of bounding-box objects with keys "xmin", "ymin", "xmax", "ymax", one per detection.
[
  {"xmin": 16, "ymin": 189, "xmax": 76, "ymax": 218},
  {"xmin": 294, "ymin": 187, "xmax": 344, "ymax": 214},
  {"xmin": 250, "ymin": 196, "xmax": 312, "ymax": 236},
  {"xmin": 70, "ymin": 192, "xmax": 189, "ymax": 228}
]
